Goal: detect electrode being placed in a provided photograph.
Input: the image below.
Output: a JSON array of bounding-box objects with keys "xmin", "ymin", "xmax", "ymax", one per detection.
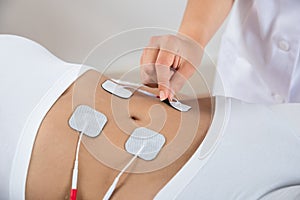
[
  {"xmin": 102, "ymin": 79, "xmax": 133, "ymax": 99},
  {"xmin": 102, "ymin": 79, "xmax": 192, "ymax": 112},
  {"xmin": 102, "ymin": 79, "xmax": 157, "ymax": 98},
  {"xmin": 162, "ymin": 98, "xmax": 192, "ymax": 112},
  {"xmin": 68, "ymin": 105, "xmax": 108, "ymax": 200}
]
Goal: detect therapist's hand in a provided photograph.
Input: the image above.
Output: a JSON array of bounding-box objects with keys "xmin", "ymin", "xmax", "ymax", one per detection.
[{"xmin": 140, "ymin": 34, "xmax": 203, "ymax": 101}]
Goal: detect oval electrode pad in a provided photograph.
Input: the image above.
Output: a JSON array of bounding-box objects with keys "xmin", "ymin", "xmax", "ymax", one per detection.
[
  {"xmin": 69, "ymin": 105, "xmax": 107, "ymax": 137},
  {"xmin": 102, "ymin": 80, "xmax": 133, "ymax": 99},
  {"xmin": 170, "ymin": 99, "xmax": 192, "ymax": 112},
  {"xmin": 125, "ymin": 127, "xmax": 166, "ymax": 161},
  {"xmin": 162, "ymin": 98, "xmax": 192, "ymax": 112}
]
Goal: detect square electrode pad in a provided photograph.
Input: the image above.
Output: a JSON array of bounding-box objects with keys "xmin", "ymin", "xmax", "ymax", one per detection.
[
  {"xmin": 102, "ymin": 80, "xmax": 133, "ymax": 99},
  {"xmin": 69, "ymin": 105, "xmax": 107, "ymax": 137},
  {"xmin": 125, "ymin": 127, "xmax": 166, "ymax": 161}
]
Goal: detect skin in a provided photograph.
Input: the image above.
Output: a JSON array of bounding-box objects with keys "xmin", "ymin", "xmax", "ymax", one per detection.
[
  {"xmin": 140, "ymin": 0, "xmax": 234, "ymax": 100},
  {"xmin": 179, "ymin": 0, "xmax": 234, "ymax": 47},
  {"xmin": 26, "ymin": 70, "xmax": 213, "ymax": 200}
]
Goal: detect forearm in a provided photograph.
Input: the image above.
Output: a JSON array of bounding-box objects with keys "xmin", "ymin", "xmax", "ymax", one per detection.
[{"xmin": 179, "ymin": 0, "xmax": 234, "ymax": 47}]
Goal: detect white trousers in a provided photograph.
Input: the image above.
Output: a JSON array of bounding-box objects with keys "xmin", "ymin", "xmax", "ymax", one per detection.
[{"xmin": 156, "ymin": 97, "xmax": 300, "ymax": 199}]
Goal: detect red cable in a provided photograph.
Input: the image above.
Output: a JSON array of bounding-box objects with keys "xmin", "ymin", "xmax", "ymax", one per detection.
[{"xmin": 70, "ymin": 189, "xmax": 77, "ymax": 200}]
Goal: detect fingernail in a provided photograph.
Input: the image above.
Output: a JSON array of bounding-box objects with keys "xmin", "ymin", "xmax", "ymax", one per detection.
[{"xmin": 160, "ymin": 91, "xmax": 167, "ymax": 101}]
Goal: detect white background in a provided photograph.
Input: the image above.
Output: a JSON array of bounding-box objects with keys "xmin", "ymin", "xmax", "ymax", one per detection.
[{"xmin": 0, "ymin": 0, "xmax": 227, "ymax": 95}]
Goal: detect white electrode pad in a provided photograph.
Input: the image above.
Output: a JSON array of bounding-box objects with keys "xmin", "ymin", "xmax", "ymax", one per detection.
[
  {"xmin": 102, "ymin": 80, "xmax": 133, "ymax": 99},
  {"xmin": 170, "ymin": 99, "xmax": 192, "ymax": 112},
  {"xmin": 125, "ymin": 127, "xmax": 166, "ymax": 161},
  {"xmin": 163, "ymin": 98, "xmax": 192, "ymax": 112},
  {"xmin": 69, "ymin": 105, "xmax": 107, "ymax": 137}
]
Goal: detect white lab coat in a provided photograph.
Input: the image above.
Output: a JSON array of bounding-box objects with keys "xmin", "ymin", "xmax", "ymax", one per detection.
[{"xmin": 213, "ymin": 0, "xmax": 300, "ymax": 103}]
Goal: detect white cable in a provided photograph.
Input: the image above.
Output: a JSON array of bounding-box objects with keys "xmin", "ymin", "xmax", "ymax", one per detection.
[
  {"xmin": 111, "ymin": 79, "xmax": 157, "ymax": 98},
  {"xmin": 111, "ymin": 79, "xmax": 143, "ymax": 88},
  {"xmin": 102, "ymin": 145, "xmax": 144, "ymax": 200},
  {"xmin": 75, "ymin": 132, "xmax": 83, "ymax": 162},
  {"xmin": 135, "ymin": 88, "xmax": 157, "ymax": 97},
  {"xmin": 70, "ymin": 131, "xmax": 83, "ymax": 196}
]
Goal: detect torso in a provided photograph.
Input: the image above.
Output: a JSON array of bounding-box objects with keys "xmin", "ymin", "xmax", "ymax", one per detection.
[{"xmin": 26, "ymin": 70, "xmax": 212, "ymax": 200}]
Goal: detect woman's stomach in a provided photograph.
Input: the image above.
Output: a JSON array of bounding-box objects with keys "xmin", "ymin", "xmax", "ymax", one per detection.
[{"xmin": 26, "ymin": 69, "xmax": 212, "ymax": 200}]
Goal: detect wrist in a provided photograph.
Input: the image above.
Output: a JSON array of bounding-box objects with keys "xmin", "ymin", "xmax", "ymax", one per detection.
[{"xmin": 178, "ymin": 24, "xmax": 209, "ymax": 48}]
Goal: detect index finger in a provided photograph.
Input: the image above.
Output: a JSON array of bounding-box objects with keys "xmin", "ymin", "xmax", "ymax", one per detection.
[
  {"xmin": 155, "ymin": 49, "xmax": 175, "ymax": 99},
  {"xmin": 140, "ymin": 47, "xmax": 159, "ymax": 87}
]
